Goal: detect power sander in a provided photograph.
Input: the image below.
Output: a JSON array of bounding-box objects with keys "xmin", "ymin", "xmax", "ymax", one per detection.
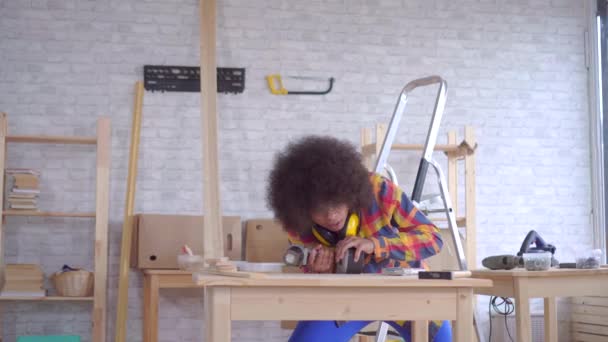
[
  {"xmin": 283, "ymin": 244, "xmax": 366, "ymax": 274},
  {"xmin": 482, "ymin": 230, "xmax": 558, "ymax": 270}
]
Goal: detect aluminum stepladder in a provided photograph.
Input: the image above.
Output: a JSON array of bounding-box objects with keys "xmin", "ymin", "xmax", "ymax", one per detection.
[{"xmin": 371, "ymin": 76, "xmax": 482, "ymax": 342}]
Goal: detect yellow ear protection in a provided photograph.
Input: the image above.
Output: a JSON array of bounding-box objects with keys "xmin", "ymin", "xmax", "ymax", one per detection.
[{"xmin": 312, "ymin": 212, "xmax": 359, "ymax": 247}]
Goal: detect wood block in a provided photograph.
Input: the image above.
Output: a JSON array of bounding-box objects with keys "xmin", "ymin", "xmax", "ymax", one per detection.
[
  {"xmin": 131, "ymin": 214, "xmax": 243, "ymax": 269},
  {"xmin": 245, "ymin": 219, "xmax": 290, "ymax": 263}
]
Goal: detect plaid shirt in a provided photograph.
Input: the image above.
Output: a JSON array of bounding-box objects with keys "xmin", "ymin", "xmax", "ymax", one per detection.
[
  {"xmin": 287, "ymin": 173, "xmax": 443, "ymax": 272},
  {"xmin": 286, "ymin": 173, "xmax": 445, "ymax": 339}
]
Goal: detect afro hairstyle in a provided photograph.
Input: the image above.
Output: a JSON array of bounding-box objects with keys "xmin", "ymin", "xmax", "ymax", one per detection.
[{"xmin": 266, "ymin": 135, "xmax": 373, "ymax": 234}]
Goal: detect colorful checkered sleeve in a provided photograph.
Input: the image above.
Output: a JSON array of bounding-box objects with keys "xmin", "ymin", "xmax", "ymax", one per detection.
[{"xmin": 365, "ymin": 174, "xmax": 443, "ymax": 263}]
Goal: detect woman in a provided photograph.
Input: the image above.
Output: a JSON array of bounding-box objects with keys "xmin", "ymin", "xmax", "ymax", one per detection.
[{"xmin": 266, "ymin": 135, "xmax": 452, "ymax": 342}]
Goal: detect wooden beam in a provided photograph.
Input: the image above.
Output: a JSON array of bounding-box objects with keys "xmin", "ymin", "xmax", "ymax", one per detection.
[
  {"xmin": 200, "ymin": 0, "xmax": 224, "ymax": 261},
  {"xmin": 360, "ymin": 127, "xmax": 372, "ymax": 170},
  {"xmin": 7, "ymin": 135, "xmax": 96, "ymax": 145},
  {"xmin": 93, "ymin": 117, "xmax": 110, "ymax": 342},
  {"xmin": 447, "ymin": 131, "xmax": 458, "ymax": 216},
  {"xmin": 0, "ymin": 113, "xmax": 7, "ymax": 292},
  {"xmin": 114, "ymin": 81, "xmax": 144, "ymax": 342},
  {"xmin": 464, "ymin": 127, "xmax": 476, "ymax": 270}
]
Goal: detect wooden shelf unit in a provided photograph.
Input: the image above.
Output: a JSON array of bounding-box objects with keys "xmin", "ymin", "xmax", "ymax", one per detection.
[
  {"xmin": 0, "ymin": 112, "xmax": 110, "ymax": 342},
  {"xmin": 360, "ymin": 124, "xmax": 477, "ymax": 270}
]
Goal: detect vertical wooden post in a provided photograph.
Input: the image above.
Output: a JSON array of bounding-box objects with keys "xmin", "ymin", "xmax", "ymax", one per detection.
[
  {"xmin": 447, "ymin": 131, "xmax": 457, "ymax": 216},
  {"xmin": 0, "ymin": 113, "xmax": 7, "ymax": 293},
  {"xmin": 454, "ymin": 288, "xmax": 474, "ymax": 342},
  {"xmin": 204, "ymin": 287, "xmax": 232, "ymax": 342},
  {"xmin": 200, "ymin": 0, "xmax": 224, "ymax": 261},
  {"xmin": 360, "ymin": 127, "xmax": 372, "ymax": 170},
  {"xmin": 464, "ymin": 127, "xmax": 476, "ymax": 270},
  {"xmin": 93, "ymin": 117, "xmax": 110, "ymax": 342},
  {"xmin": 544, "ymin": 297, "xmax": 558, "ymax": 342},
  {"xmin": 114, "ymin": 81, "xmax": 144, "ymax": 342},
  {"xmin": 375, "ymin": 123, "xmax": 387, "ymax": 156}
]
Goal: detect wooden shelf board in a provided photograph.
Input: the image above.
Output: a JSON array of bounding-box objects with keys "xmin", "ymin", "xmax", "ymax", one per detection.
[
  {"xmin": 362, "ymin": 143, "xmax": 460, "ymax": 154},
  {"xmin": 430, "ymin": 216, "xmax": 466, "ymax": 227},
  {"xmin": 3, "ymin": 210, "xmax": 96, "ymax": 218},
  {"xmin": 0, "ymin": 296, "xmax": 93, "ymax": 301},
  {"xmin": 7, "ymin": 135, "xmax": 97, "ymax": 145}
]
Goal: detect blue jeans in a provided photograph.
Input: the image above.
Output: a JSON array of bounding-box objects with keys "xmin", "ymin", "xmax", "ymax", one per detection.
[{"xmin": 289, "ymin": 320, "xmax": 452, "ymax": 342}]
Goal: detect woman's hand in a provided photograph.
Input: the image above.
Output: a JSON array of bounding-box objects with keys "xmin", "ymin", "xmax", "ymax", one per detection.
[
  {"xmin": 335, "ymin": 236, "xmax": 374, "ymax": 263},
  {"xmin": 307, "ymin": 244, "xmax": 335, "ymax": 273}
]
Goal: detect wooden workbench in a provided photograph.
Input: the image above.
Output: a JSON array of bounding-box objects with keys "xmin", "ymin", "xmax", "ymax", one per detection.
[
  {"xmin": 472, "ymin": 268, "xmax": 608, "ymax": 342},
  {"xmin": 195, "ymin": 273, "xmax": 492, "ymax": 342}
]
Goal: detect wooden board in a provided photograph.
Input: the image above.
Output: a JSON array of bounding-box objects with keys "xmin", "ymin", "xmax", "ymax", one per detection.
[
  {"xmin": 93, "ymin": 117, "xmax": 111, "ymax": 342},
  {"xmin": 115, "ymin": 81, "xmax": 144, "ymax": 342},
  {"xmin": 0, "ymin": 113, "xmax": 6, "ymax": 291},
  {"xmin": 195, "ymin": 273, "xmax": 492, "ymax": 288},
  {"xmin": 245, "ymin": 219, "xmax": 290, "ymax": 263},
  {"xmin": 199, "ymin": 0, "xmax": 223, "ymax": 261}
]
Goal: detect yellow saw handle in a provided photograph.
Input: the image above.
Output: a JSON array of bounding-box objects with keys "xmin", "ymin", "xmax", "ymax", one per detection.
[{"xmin": 266, "ymin": 74, "xmax": 288, "ymax": 95}]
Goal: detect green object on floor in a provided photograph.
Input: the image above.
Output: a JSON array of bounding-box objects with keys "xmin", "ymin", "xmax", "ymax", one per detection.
[{"xmin": 17, "ymin": 336, "xmax": 80, "ymax": 342}]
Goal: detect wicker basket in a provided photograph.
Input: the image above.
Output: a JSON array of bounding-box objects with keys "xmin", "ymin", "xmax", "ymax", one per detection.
[{"xmin": 52, "ymin": 270, "xmax": 94, "ymax": 297}]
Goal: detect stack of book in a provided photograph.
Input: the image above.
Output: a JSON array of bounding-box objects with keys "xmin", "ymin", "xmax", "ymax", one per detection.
[
  {"xmin": 5, "ymin": 168, "xmax": 40, "ymax": 211},
  {"xmin": 1, "ymin": 264, "xmax": 46, "ymax": 297}
]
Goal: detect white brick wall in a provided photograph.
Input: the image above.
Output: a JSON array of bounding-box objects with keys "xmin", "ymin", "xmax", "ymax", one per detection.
[{"xmin": 0, "ymin": 0, "xmax": 591, "ymax": 341}]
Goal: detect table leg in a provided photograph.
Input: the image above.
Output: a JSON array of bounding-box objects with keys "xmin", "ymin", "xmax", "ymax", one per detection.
[
  {"xmin": 204, "ymin": 287, "xmax": 231, "ymax": 342},
  {"xmin": 412, "ymin": 320, "xmax": 428, "ymax": 342},
  {"xmin": 544, "ymin": 297, "xmax": 558, "ymax": 342},
  {"xmin": 454, "ymin": 288, "xmax": 473, "ymax": 342},
  {"xmin": 515, "ymin": 278, "xmax": 532, "ymax": 342},
  {"xmin": 143, "ymin": 274, "xmax": 160, "ymax": 342}
]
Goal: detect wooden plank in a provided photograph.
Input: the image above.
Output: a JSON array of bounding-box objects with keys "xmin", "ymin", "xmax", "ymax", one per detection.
[
  {"xmin": 195, "ymin": 273, "xmax": 493, "ymax": 288},
  {"xmin": 572, "ymin": 323, "xmax": 608, "ymax": 336},
  {"xmin": 6, "ymin": 135, "xmax": 96, "ymax": 145},
  {"xmin": 199, "ymin": 269, "xmax": 266, "ymax": 278},
  {"xmin": 573, "ymin": 297, "xmax": 608, "ymax": 307},
  {"xmin": 245, "ymin": 219, "xmax": 290, "ymax": 262},
  {"xmin": 230, "ymin": 287, "xmax": 458, "ymax": 321},
  {"xmin": 573, "ymin": 313, "xmax": 608, "ymax": 325},
  {"xmin": 0, "ymin": 296, "xmax": 94, "ymax": 301},
  {"xmin": 200, "ymin": 0, "xmax": 223, "ymax": 261},
  {"xmin": 115, "ymin": 81, "xmax": 144, "ymax": 342},
  {"xmin": 205, "ymin": 287, "xmax": 231, "ymax": 342},
  {"xmin": 0, "ymin": 113, "xmax": 7, "ymax": 292},
  {"xmin": 544, "ymin": 297, "xmax": 558, "ymax": 342},
  {"xmin": 93, "ymin": 117, "xmax": 110, "ymax": 342},
  {"xmin": 573, "ymin": 332, "xmax": 608, "ymax": 342},
  {"xmin": 573, "ymin": 303, "xmax": 608, "ymax": 316},
  {"xmin": 430, "ymin": 216, "xmax": 466, "ymax": 227},
  {"xmin": 361, "ymin": 143, "xmax": 460, "ymax": 153},
  {"xmin": 464, "ymin": 126, "xmax": 476, "ymax": 270},
  {"xmin": 3, "ymin": 210, "xmax": 95, "ymax": 217}
]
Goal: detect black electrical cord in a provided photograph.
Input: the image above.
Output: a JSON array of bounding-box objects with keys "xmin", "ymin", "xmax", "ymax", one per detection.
[{"xmin": 488, "ymin": 296, "xmax": 515, "ymax": 342}]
